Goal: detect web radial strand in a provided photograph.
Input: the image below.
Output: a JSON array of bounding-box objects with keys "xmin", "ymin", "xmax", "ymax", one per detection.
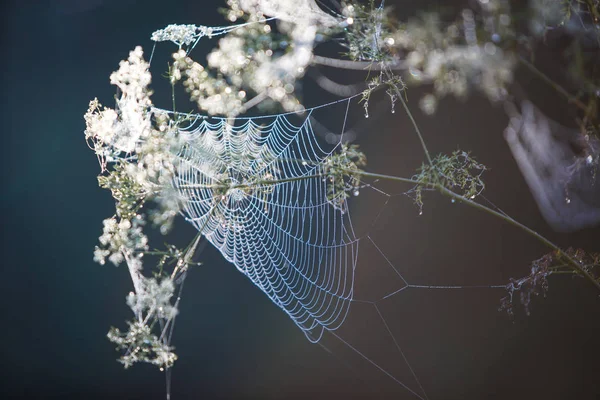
[{"xmin": 172, "ymin": 109, "xmax": 358, "ymax": 341}]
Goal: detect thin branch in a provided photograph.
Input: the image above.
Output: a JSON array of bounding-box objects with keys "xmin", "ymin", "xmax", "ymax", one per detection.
[
  {"xmin": 393, "ymin": 81, "xmax": 434, "ymax": 165},
  {"xmin": 435, "ymin": 184, "xmax": 600, "ymax": 291},
  {"xmin": 238, "ymin": 91, "xmax": 268, "ymax": 114},
  {"xmin": 354, "ymin": 168, "xmax": 600, "ymax": 291},
  {"xmin": 312, "ymin": 55, "xmax": 407, "ymax": 71},
  {"xmin": 307, "ymin": 68, "xmax": 366, "ymax": 96}
]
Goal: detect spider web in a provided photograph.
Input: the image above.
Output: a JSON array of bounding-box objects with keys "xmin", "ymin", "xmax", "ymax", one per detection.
[
  {"xmin": 151, "ymin": 95, "xmax": 510, "ymax": 399},
  {"xmin": 145, "ymin": 19, "xmax": 509, "ymax": 399},
  {"xmin": 168, "ymin": 100, "xmax": 359, "ymax": 342}
]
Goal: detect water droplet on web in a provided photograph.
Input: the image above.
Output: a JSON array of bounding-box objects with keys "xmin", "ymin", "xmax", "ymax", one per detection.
[
  {"xmin": 353, "ymin": 190, "xmax": 359, "ymax": 196},
  {"xmin": 451, "ymin": 198, "xmax": 456, "ymax": 203},
  {"xmin": 565, "ymin": 197, "xmax": 571, "ymax": 204}
]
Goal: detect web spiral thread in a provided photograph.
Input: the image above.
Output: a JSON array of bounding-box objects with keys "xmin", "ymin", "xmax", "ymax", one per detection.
[{"xmin": 171, "ymin": 106, "xmax": 358, "ymax": 341}]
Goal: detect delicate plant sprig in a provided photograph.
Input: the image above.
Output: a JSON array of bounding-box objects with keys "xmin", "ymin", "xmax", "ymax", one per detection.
[
  {"xmin": 407, "ymin": 151, "xmax": 487, "ymax": 214},
  {"xmin": 108, "ymin": 321, "xmax": 177, "ymax": 371},
  {"xmin": 107, "ymin": 271, "xmax": 182, "ymax": 371},
  {"xmin": 360, "ymin": 72, "xmax": 406, "ymax": 117},
  {"xmin": 500, "ymin": 248, "xmax": 600, "ymax": 316},
  {"xmin": 499, "ymin": 252, "xmax": 553, "ymax": 317},
  {"xmin": 94, "ymin": 215, "xmax": 148, "ymax": 266},
  {"xmin": 323, "ymin": 144, "xmax": 367, "ymax": 213},
  {"xmin": 98, "ymin": 162, "xmax": 146, "ymax": 220},
  {"xmin": 341, "ymin": 0, "xmax": 397, "ymax": 63}
]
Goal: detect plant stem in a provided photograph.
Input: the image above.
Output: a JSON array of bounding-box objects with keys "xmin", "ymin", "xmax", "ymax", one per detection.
[
  {"xmin": 312, "ymin": 55, "xmax": 407, "ymax": 71},
  {"xmin": 385, "ymin": 69, "xmax": 434, "ymax": 166},
  {"xmin": 434, "ymin": 185, "xmax": 600, "ymax": 291},
  {"xmin": 397, "ymin": 94, "xmax": 433, "ymax": 165},
  {"xmin": 354, "ymin": 168, "xmax": 600, "ymax": 291},
  {"xmin": 353, "ymin": 170, "xmax": 420, "ymax": 185}
]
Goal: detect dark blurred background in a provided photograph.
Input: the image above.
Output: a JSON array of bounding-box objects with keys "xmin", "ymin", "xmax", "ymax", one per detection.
[{"xmin": 1, "ymin": 1, "xmax": 599, "ymax": 399}]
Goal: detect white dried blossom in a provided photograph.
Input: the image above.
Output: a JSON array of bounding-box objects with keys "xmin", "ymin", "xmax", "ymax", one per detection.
[
  {"xmin": 84, "ymin": 99, "xmax": 118, "ymax": 146},
  {"xmin": 392, "ymin": 8, "xmax": 515, "ymax": 108},
  {"xmin": 126, "ymin": 276, "xmax": 178, "ymax": 320},
  {"xmin": 107, "ymin": 321, "xmax": 178, "ymax": 370},
  {"xmin": 109, "ymin": 46, "xmax": 153, "ymax": 153},
  {"xmin": 110, "ymin": 46, "xmax": 152, "ymax": 103},
  {"xmin": 93, "ymin": 246, "xmax": 110, "ymax": 265},
  {"xmin": 250, "ymin": 22, "xmax": 316, "ymax": 110},
  {"xmin": 174, "ymin": 49, "xmax": 245, "ymax": 116},
  {"xmin": 207, "ymin": 36, "xmax": 249, "ymax": 76},
  {"xmin": 95, "ymin": 214, "xmax": 148, "ymax": 266},
  {"xmin": 151, "ymin": 24, "xmax": 203, "ymax": 46},
  {"xmin": 202, "ymin": 0, "xmax": 340, "ymax": 112},
  {"xmin": 85, "ymin": 46, "xmax": 153, "ymax": 159}
]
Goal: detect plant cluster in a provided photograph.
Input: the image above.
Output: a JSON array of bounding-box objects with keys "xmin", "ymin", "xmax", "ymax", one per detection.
[
  {"xmin": 500, "ymin": 248, "xmax": 600, "ymax": 316},
  {"xmin": 408, "ymin": 151, "xmax": 487, "ymax": 214},
  {"xmin": 322, "ymin": 143, "xmax": 367, "ymax": 212}
]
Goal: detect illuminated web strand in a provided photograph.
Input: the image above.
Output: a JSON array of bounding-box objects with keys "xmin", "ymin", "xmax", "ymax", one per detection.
[
  {"xmin": 170, "ymin": 99, "xmax": 358, "ymax": 341},
  {"xmin": 150, "ymin": 92, "xmax": 364, "ymax": 121}
]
